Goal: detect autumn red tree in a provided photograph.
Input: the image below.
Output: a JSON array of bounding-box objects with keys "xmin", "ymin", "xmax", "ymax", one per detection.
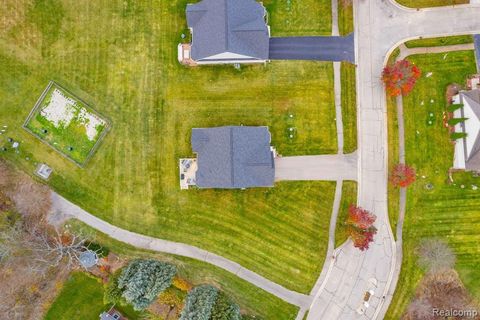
[
  {"xmin": 390, "ymin": 163, "xmax": 416, "ymax": 187},
  {"xmin": 348, "ymin": 227, "xmax": 377, "ymax": 251},
  {"xmin": 347, "ymin": 205, "xmax": 377, "ymax": 229},
  {"xmin": 382, "ymin": 59, "xmax": 421, "ymax": 97},
  {"xmin": 346, "ymin": 205, "xmax": 377, "ymax": 251}
]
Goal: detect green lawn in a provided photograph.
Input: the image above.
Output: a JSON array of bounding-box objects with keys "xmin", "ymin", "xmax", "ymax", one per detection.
[
  {"xmin": 338, "ymin": 1, "xmax": 354, "ymax": 36},
  {"xmin": 341, "ymin": 63, "xmax": 357, "ymax": 153},
  {"xmin": 45, "ymin": 272, "xmax": 143, "ymax": 320},
  {"xmin": 334, "ymin": 181, "xmax": 357, "ymax": 247},
  {"xmin": 405, "ymin": 35, "xmax": 473, "ymax": 48},
  {"xmin": 387, "ymin": 94, "xmax": 400, "ymax": 236},
  {"xmin": 264, "ymin": 0, "xmax": 331, "ymax": 36},
  {"xmin": 68, "ymin": 220, "xmax": 299, "ymax": 319},
  {"xmin": 0, "ymin": 0, "xmax": 336, "ymax": 294},
  {"xmin": 385, "ymin": 51, "xmax": 479, "ymax": 319},
  {"xmin": 395, "ymin": 0, "xmax": 469, "ymax": 7}
]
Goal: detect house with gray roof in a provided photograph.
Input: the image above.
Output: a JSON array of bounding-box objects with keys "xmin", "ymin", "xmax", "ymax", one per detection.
[
  {"xmin": 185, "ymin": 126, "xmax": 275, "ymax": 189},
  {"xmin": 452, "ymin": 89, "xmax": 480, "ymax": 171},
  {"xmin": 184, "ymin": 0, "xmax": 270, "ymax": 65}
]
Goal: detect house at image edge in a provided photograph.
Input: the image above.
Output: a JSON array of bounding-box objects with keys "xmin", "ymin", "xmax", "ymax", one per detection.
[
  {"xmin": 180, "ymin": 0, "xmax": 270, "ymax": 65},
  {"xmin": 452, "ymin": 88, "xmax": 480, "ymax": 171},
  {"xmin": 180, "ymin": 126, "xmax": 276, "ymax": 189}
]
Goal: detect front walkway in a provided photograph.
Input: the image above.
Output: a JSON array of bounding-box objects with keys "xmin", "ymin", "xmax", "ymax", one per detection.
[{"xmin": 475, "ymin": 34, "xmax": 480, "ymax": 72}]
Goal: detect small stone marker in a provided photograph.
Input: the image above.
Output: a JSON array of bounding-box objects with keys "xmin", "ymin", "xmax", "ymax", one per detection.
[{"xmin": 36, "ymin": 163, "xmax": 53, "ymax": 180}]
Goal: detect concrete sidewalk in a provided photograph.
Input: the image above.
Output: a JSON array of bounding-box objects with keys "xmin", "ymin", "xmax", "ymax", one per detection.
[
  {"xmin": 274, "ymin": 153, "xmax": 357, "ymax": 181},
  {"xmin": 50, "ymin": 192, "xmax": 312, "ymax": 308}
]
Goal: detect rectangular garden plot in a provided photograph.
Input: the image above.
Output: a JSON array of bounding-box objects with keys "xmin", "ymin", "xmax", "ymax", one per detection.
[{"xmin": 24, "ymin": 82, "xmax": 109, "ymax": 166}]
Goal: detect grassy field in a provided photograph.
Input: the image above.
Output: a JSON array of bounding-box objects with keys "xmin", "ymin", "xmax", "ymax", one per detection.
[
  {"xmin": 405, "ymin": 35, "xmax": 473, "ymax": 48},
  {"xmin": 45, "ymin": 272, "xmax": 142, "ymax": 320},
  {"xmin": 341, "ymin": 63, "xmax": 357, "ymax": 154},
  {"xmin": 338, "ymin": 1, "xmax": 356, "ymax": 154},
  {"xmin": 68, "ymin": 220, "xmax": 299, "ymax": 319},
  {"xmin": 338, "ymin": 1, "xmax": 354, "ymax": 36},
  {"xmin": 0, "ymin": 0, "xmax": 336, "ymax": 294},
  {"xmin": 264, "ymin": 0, "xmax": 331, "ymax": 36},
  {"xmin": 387, "ymin": 94, "xmax": 400, "ymax": 236},
  {"xmin": 334, "ymin": 181, "xmax": 357, "ymax": 247},
  {"xmin": 395, "ymin": 0, "xmax": 469, "ymax": 7},
  {"xmin": 385, "ymin": 51, "xmax": 479, "ymax": 319}
]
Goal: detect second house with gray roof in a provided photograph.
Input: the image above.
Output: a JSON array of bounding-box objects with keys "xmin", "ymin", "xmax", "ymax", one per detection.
[
  {"xmin": 184, "ymin": 0, "xmax": 270, "ymax": 65},
  {"xmin": 180, "ymin": 126, "xmax": 276, "ymax": 189}
]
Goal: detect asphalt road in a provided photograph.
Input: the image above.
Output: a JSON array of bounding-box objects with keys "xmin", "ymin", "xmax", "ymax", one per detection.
[{"xmin": 269, "ymin": 33, "xmax": 355, "ymax": 63}]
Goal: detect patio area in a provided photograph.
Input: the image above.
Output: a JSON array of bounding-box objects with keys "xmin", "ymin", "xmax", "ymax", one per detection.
[
  {"xmin": 177, "ymin": 43, "xmax": 197, "ymax": 66},
  {"xmin": 179, "ymin": 158, "xmax": 197, "ymax": 189}
]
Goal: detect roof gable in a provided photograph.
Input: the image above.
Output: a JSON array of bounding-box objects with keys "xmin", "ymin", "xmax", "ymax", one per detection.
[
  {"xmin": 186, "ymin": 0, "xmax": 269, "ymax": 61},
  {"xmin": 456, "ymin": 90, "xmax": 480, "ymax": 170}
]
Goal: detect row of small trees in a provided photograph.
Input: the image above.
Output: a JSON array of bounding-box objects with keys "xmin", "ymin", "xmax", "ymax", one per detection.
[
  {"xmin": 181, "ymin": 285, "xmax": 243, "ymax": 320},
  {"xmin": 345, "ymin": 163, "xmax": 417, "ymax": 251},
  {"xmin": 356, "ymin": 58, "xmax": 420, "ymax": 250},
  {"xmin": 105, "ymin": 259, "xmax": 257, "ymax": 319}
]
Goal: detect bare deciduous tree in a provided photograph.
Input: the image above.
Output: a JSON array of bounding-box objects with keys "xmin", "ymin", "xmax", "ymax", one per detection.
[
  {"xmin": 405, "ymin": 298, "xmax": 433, "ymax": 320},
  {"xmin": 0, "ymin": 160, "xmax": 51, "ymax": 231},
  {"xmin": 403, "ymin": 269, "xmax": 479, "ymax": 320},
  {"xmin": 417, "ymin": 238, "xmax": 456, "ymax": 273}
]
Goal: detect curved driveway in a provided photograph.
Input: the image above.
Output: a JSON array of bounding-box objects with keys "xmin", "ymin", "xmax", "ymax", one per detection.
[{"xmin": 307, "ymin": 1, "xmax": 480, "ymax": 319}]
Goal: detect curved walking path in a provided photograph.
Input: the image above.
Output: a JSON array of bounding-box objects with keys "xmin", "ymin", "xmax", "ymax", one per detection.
[
  {"xmin": 397, "ymin": 42, "xmax": 475, "ymax": 60},
  {"xmin": 50, "ymin": 192, "xmax": 312, "ymax": 308},
  {"xmin": 308, "ymin": 1, "xmax": 480, "ymax": 319}
]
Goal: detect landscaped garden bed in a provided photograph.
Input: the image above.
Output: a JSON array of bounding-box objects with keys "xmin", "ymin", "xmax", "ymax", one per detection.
[{"xmin": 23, "ymin": 82, "xmax": 109, "ymax": 167}]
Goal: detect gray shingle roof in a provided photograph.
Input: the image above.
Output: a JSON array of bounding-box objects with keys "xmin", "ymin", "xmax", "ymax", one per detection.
[
  {"xmin": 458, "ymin": 90, "xmax": 480, "ymax": 170},
  {"xmin": 186, "ymin": 0, "xmax": 269, "ymax": 61},
  {"xmin": 191, "ymin": 126, "xmax": 275, "ymax": 188}
]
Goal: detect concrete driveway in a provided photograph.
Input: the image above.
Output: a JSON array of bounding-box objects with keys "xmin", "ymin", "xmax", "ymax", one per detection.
[
  {"xmin": 274, "ymin": 153, "xmax": 357, "ymax": 181},
  {"xmin": 269, "ymin": 33, "xmax": 355, "ymax": 63}
]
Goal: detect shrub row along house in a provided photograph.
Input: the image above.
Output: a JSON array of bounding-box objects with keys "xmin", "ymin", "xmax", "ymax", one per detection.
[
  {"xmin": 180, "ymin": 126, "xmax": 276, "ymax": 189},
  {"xmin": 179, "ymin": 0, "xmax": 270, "ymax": 65},
  {"xmin": 452, "ymin": 87, "xmax": 480, "ymax": 171}
]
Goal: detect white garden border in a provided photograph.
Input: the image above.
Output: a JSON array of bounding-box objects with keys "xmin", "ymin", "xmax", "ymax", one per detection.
[{"xmin": 23, "ymin": 81, "xmax": 111, "ymax": 168}]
